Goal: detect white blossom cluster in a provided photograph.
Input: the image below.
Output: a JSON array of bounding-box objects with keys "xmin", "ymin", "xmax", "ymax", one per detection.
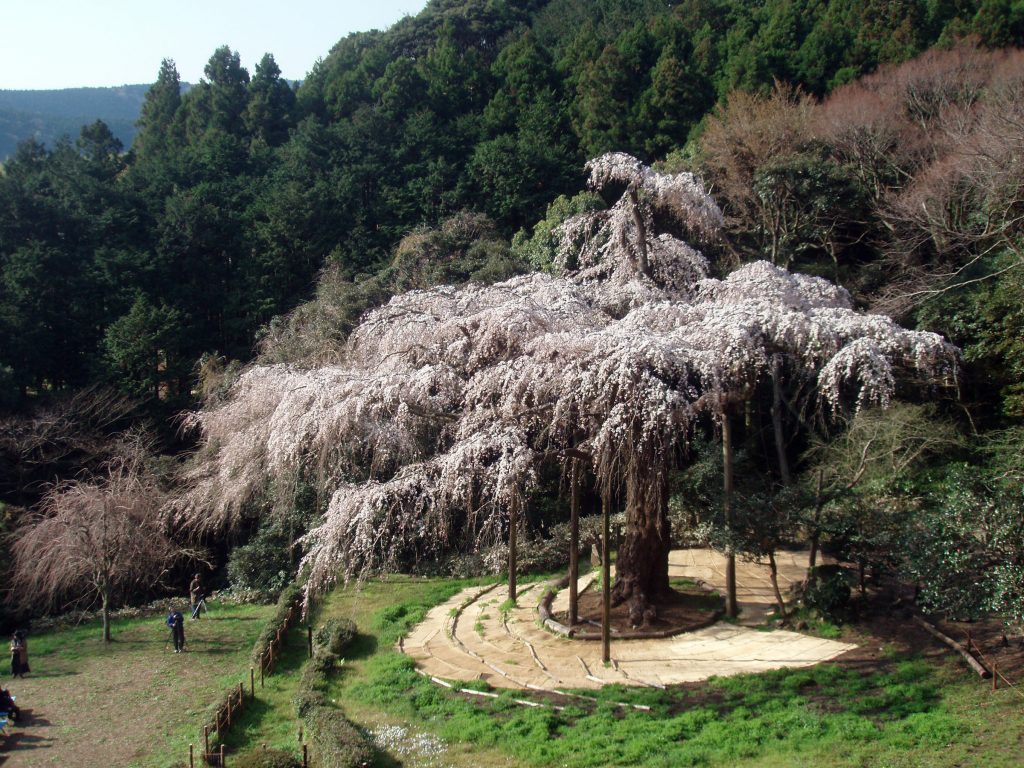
[
  {"xmin": 177, "ymin": 157, "xmax": 957, "ymax": 603},
  {"xmin": 553, "ymin": 154, "xmax": 721, "ymax": 309}
]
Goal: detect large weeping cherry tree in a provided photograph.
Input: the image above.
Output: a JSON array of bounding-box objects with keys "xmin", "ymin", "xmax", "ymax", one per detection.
[{"xmin": 176, "ymin": 153, "xmax": 958, "ymax": 618}]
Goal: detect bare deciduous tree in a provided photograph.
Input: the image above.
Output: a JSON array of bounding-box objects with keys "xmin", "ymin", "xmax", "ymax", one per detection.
[{"xmin": 11, "ymin": 438, "xmax": 191, "ymax": 642}]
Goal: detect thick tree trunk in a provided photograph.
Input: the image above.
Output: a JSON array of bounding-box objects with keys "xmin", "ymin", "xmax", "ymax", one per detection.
[
  {"xmin": 807, "ymin": 470, "xmax": 824, "ymax": 584},
  {"xmin": 767, "ymin": 551, "xmax": 787, "ymax": 618},
  {"xmin": 771, "ymin": 356, "xmax": 792, "ymax": 485},
  {"xmin": 723, "ymin": 413, "xmax": 738, "ymax": 618},
  {"xmin": 611, "ymin": 472, "xmax": 671, "ymax": 625}
]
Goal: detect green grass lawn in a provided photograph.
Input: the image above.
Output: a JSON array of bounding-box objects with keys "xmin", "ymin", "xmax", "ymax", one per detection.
[
  {"xmin": 3, "ymin": 601, "xmax": 275, "ymax": 768},
  {"xmin": 128, "ymin": 575, "xmax": 1020, "ymax": 768},
  {"xmin": 305, "ymin": 575, "xmax": 1023, "ymax": 768}
]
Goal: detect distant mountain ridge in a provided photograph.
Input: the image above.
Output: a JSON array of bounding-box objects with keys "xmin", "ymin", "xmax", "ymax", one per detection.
[{"xmin": 0, "ymin": 84, "xmax": 161, "ymax": 160}]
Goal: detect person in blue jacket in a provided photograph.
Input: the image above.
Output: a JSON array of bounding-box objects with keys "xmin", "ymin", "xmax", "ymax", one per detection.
[{"xmin": 166, "ymin": 605, "xmax": 186, "ymax": 652}]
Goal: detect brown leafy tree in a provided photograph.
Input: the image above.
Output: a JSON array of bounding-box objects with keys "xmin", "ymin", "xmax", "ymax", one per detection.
[{"xmin": 11, "ymin": 440, "xmax": 191, "ymax": 642}]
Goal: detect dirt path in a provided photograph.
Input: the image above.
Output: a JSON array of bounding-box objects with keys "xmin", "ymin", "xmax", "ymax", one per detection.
[
  {"xmin": 1, "ymin": 605, "xmax": 270, "ymax": 768},
  {"xmin": 403, "ymin": 548, "xmax": 855, "ymax": 689}
]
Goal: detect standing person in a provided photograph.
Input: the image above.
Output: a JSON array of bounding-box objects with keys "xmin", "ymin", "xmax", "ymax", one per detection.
[
  {"xmin": 9, "ymin": 630, "xmax": 27, "ymax": 678},
  {"xmin": 190, "ymin": 572, "xmax": 205, "ymax": 619},
  {"xmin": 166, "ymin": 605, "xmax": 186, "ymax": 653},
  {"xmin": 9, "ymin": 633, "xmax": 22, "ymax": 678},
  {"xmin": 15, "ymin": 630, "xmax": 28, "ymax": 676}
]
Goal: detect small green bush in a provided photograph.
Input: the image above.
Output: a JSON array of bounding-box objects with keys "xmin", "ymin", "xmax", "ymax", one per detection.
[
  {"xmin": 227, "ymin": 519, "xmax": 298, "ymax": 593},
  {"xmin": 232, "ymin": 747, "xmax": 301, "ymax": 768},
  {"xmin": 313, "ymin": 617, "xmax": 357, "ymax": 656},
  {"xmin": 804, "ymin": 566, "xmax": 852, "ymax": 622},
  {"xmin": 305, "ymin": 704, "xmax": 374, "ymax": 768}
]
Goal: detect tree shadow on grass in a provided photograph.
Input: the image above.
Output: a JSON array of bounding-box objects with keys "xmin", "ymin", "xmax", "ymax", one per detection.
[{"xmin": 347, "ymin": 633, "xmax": 378, "ymax": 660}]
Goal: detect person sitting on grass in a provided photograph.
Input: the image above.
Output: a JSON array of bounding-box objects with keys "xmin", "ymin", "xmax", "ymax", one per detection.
[{"xmin": 0, "ymin": 686, "xmax": 20, "ymax": 721}]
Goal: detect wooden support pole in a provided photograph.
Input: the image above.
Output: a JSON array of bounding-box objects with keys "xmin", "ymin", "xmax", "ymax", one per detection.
[
  {"xmin": 260, "ymin": 659, "xmax": 265, "ymax": 688},
  {"xmin": 189, "ymin": 743, "xmax": 194, "ymax": 768},
  {"xmin": 303, "ymin": 744, "xmax": 308, "ymax": 768},
  {"xmin": 722, "ymin": 412, "xmax": 738, "ymax": 619},
  {"xmin": 308, "ymin": 626, "xmax": 313, "ymax": 658},
  {"xmin": 509, "ymin": 496, "xmax": 518, "ymax": 602},
  {"xmin": 220, "ymin": 745, "xmax": 225, "ymax": 767},
  {"xmin": 569, "ymin": 459, "xmax": 580, "ymax": 627},
  {"xmin": 601, "ymin": 488, "xmax": 611, "ymax": 664},
  {"xmin": 227, "ymin": 697, "xmax": 232, "ymax": 728},
  {"xmin": 250, "ymin": 667, "xmax": 255, "ymax": 698},
  {"xmin": 204, "ymin": 725, "xmax": 210, "ymax": 758},
  {"xmin": 993, "ymin": 663, "xmax": 998, "ymax": 690}
]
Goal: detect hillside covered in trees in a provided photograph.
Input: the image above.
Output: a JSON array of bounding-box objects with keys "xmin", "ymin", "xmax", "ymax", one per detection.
[
  {"xmin": 1, "ymin": 0, "xmax": 1023, "ymax": 627},
  {"xmin": 0, "ymin": 84, "xmax": 153, "ymax": 161}
]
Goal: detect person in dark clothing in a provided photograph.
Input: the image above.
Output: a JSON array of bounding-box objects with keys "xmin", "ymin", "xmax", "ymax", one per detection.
[
  {"xmin": 166, "ymin": 606, "xmax": 186, "ymax": 652},
  {"xmin": 190, "ymin": 573, "xmax": 205, "ymax": 619},
  {"xmin": 0, "ymin": 686, "xmax": 20, "ymax": 720},
  {"xmin": 9, "ymin": 630, "xmax": 28, "ymax": 677}
]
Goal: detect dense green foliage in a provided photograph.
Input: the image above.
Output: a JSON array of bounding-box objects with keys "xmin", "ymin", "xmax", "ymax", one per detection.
[
  {"xmin": 2, "ymin": 0, "xmax": 1024, "ymax": 627},
  {"xmin": 0, "ymin": 84, "xmax": 150, "ymax": 160},
  {"xmin": 3, "ymin": 0, "xmax": 1018, "ymax": 408}
]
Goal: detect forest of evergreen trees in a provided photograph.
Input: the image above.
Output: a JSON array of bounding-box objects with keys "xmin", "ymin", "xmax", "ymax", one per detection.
[{"xmin": 1, "ymin": 0, "xmax": 1023, "ymax": 622}]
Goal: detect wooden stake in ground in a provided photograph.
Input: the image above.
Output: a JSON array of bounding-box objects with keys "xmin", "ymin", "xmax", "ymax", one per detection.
[
  {"xmin": 509, "ymin": 496, "xmax": 518, "ymax": 602},
  {"xmin": 722, "ymin": 411, "xmax": 738, "ymax": 618},
  {"xmin": 602, "ymin": 488, "xmax": 611, "ymax": 664},
  {"xmin": 569, "ymin": 459, "xmax": 580, "ymax": 627}
]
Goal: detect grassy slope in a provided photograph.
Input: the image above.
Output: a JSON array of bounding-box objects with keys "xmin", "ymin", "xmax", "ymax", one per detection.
[{"xmin": 308, "ymin": 576, "xmax": 1022, "ymax": 768}]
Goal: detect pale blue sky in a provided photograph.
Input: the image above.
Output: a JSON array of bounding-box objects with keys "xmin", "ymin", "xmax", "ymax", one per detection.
[{"xmin": 1, "ymin": 1, "xmax": 428, "ymax": 90}]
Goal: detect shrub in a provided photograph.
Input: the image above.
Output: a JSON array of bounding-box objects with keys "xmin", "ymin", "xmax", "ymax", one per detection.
[
  {"xmin": 313, "ymin": 618, "xmax": 357, "ymax": 656},
  {"xmin": 305, "ymin": 704, "xmax": 374, "ymax": 768},
  {"xmin": 293, "ymin": 616, "xmax": 374, "ymax": 768},
  {"xmin": 804, "ymin": 565, "xmax": 852, "ymax": 622},
  {"xmin": 228, "ymin": 516, "xmax": 303, "ymax": 594},
  {"xmin": 251, "ymin": 583, "xmax": 300, "ymax": 666},
  {"xmin": 232, "ymin": 747, "xmax": 301, "ymax": 768}
]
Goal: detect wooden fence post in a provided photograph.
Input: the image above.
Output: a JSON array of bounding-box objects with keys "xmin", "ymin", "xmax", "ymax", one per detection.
[
  {"xmin": 303, "ymin": 744, "xmax": 308, "ymax": 768},
  {"xmin": 189, "ymin": 743, "xmax": 194, "ymax": 768},
  {"xmin": 220, "ymin": 744, "xmax": 225, "ymax": 767},
  {"xmin": 250, "ymin": 667, "xmax": 255, "ymax": 698},
  {"xmin": 993, "ymin": 663, "xmax": 998, "ymax": 691},
  {"xmin": 204, "ymin": 725, "xmax": 210, "ymax": 758},
  {"xmin": 260, "ymin": 657, "xmax": 265, "ymax": 688}
]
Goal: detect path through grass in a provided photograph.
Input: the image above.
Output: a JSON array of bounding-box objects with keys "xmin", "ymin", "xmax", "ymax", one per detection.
[{"xmin": 2, "ymin": 601, "xmax": 273, "ymax": 768}]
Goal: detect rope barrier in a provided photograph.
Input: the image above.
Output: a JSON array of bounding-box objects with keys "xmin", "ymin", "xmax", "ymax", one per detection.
[{"xmin": 965, "ymin": 631, "xmax": 1024, "ymax": 701}]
